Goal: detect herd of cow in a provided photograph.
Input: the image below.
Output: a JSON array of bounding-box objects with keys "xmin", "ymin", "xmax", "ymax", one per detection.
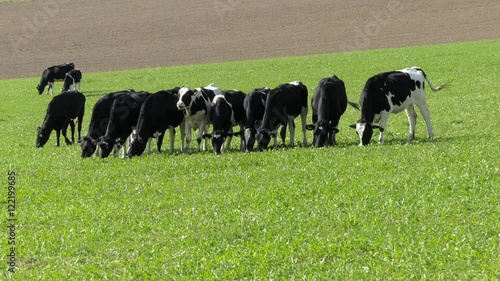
[{"xmin": 35, "ymin": 63, "xmax": 446, "ymax": 158}]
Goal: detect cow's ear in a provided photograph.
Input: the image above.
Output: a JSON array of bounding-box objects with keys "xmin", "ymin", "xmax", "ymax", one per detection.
[
  {"xmin": 202, "ymin": 133, "xmax": 212, "ymax": 139},
  {"xmin": 333, "ymin": 128, "xmax": 340, "ymax": 134},
  {"xmin": 231, "ymin": 131, "xmax": 242, "ymax": 137},
  {"xmin": 305, "ymin": 124, "xmax": 315, "ymax": 131},
  {"xmin": 349, "ymin": 124, "xmax": 357, "ymax": 129},
  {"xmin": 372, "ymin": 125, "xmax": 380, "ymax": 129}
]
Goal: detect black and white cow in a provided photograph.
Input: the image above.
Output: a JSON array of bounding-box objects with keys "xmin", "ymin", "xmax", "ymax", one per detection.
[
  {"xmin": 306, "ymin": 75, "xmax": 359, "ymax": 147},
  {"xmin": 256, "ymin": 81, "xmax": 308, "ymax": 150},
  {"xmin": 36, "ymin": 90, "xmax": 85, "ymax": 147},
  {"xmin": 243, "ymin": 87, "xmax": 271, "ymax": 152},
  {"xmin": 99, "ymin": 91, "xmax": 150, "ymax": 158},
  {"xmin": 350, "ymin": 66, "xmax": 446, "ymax": 146},
  {"xmin": 128, "ymin": 88, "xmax": 185, "ymax": 157},
  {"xmin": 80, "ymin": 89, "xmax": 135, "ymax": 158},
  {"xmin": 176, "ymin": 83, "xmax": 221, "ymax": 153},
  {"xmin": 37, "ymin": 63, "xmax": 74, "ymax": 95},
  {"xmin": 203, "ymin": 90, "xmax": 246, "ymax": 154},
  {"xmin": 61, "ymin": 68, "xmax": 82, "ymax": 92}
]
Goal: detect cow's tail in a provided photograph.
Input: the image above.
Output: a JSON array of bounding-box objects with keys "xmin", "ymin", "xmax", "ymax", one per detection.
[
  {"xmin": 347, "ymin": 101, "xmax": 360, "ymax": 111},
  {"xmin": 420, "ymin": 69, "xmax": 447, "ymax": 92}
]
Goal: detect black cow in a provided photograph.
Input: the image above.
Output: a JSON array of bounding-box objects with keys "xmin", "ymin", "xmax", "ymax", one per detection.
[
  {"xmin": 203, "ymin": 90, "xmax": 246, "ymax": 154},
  {"xmin": 243, "ymin": 87, "xmax": 271, "ymax": 152},
  {"xmin": 128, "ymin": 88, "xmax": 185, "ymax": 157},
  {"xmin": 37, "ymin": 63, "xmax": 74, "ymax": 95},
  {"xmin": 306, "ymin": 75, "xmax": 359, "ymax": 147},
  {"xmin": 99, "ymin": 91, "xmax": 150, "ymax": 158},
  {"xmin": 61, "ymin": 68, "xmax": 82, "ymax": 92},
  {"xmin": 36, "ymin": 90, "xmax": 85, "ymax": 147},
  {"xmin": 80, "ymin": 89, "xmax": 135, "ymax": 158},
  {"xmin": 256, "ymin": 81, "xmax": 308, "ymax": 150},
  {"xmin": 350, "ymin": 67, "xmax": 446, "ymax": 146},
  {"xmin": 176, "ymin": 83, "xmax": 221, "ymax": 153}
]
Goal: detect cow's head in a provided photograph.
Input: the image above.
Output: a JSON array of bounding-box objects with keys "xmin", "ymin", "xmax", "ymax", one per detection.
[
  {"xmin": 306, "ymin": 121, "xmax": 339, "ymax": 147},
  {"xmin": 176, "ymin": 87, "xmax": 195, "ymax": 111},
  {"xmin": 349, "ymin": 120, "xmax": 379, "ymax": 146},
  {"xmin": 36, "ymin": 126, "xmax": 50, "ymax": 148},
  {"xmin": 244, "ymin": 128, "xmax": 257, "ymax": 152},
  {"xmin": 80, "ymin": 136, "xmax": 99, "ymax": 158},
  {"xmin": 128, "ymin": 136, "xmax": 147, "ymax": 157},
  {"xmin": 202, "ymin": 131, "xmax": 241, "ymax": 154},
  {"xmin": 36, "ymin": 85, "xmax": 44, "ymax": 95},
  {"xmin": 256, "ymin": 128, "xmax": 275, "ymax": 151},
  {"xmin": 98, "ymin": 137, "xmax": 115, "ymax": 158}
]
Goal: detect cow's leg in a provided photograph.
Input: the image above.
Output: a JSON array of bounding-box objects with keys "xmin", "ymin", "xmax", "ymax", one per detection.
[
  {"xmin": 405, "ymin": 105, "xmax": 417, "ymax": 141},
  {"xmin": 288, "ymin": 116, "xmax": 295, "ymax": 146},
  {"xmin": 226, "ymin": 128, "xmax": 233, "ymax": 151},
  {"xmin": 198, "ymin": 121, "xmax": 208, "ymax": 152},
  {"xmin": 113, "ymin": 143, "xmax": 122, "ymax": 158},
  {"xmin": 48, "ymin": 82, "xmax": 53, "ymax": 95},
  {"xmin": 69, "ymin": 120, "xmax": 76, "ymax": 144},
  {"xmin": 77, "ymin": 115, "xmax": 83, "ymax": 142},
  {"xmin": 55, "ymin": 130, "xmax": 61, "ymax": 146},
  {"xmin": 62, "ymin": 125, "xmax": 72, "ymax": 145},
  {"xmin": 273, "ymin": 129, "xmax": 279, "ymax": 148},
  {"xmin": 377, "ymin": 111, "xmax": 391, "ymax": 144},
  {"xmin": 239, "ymin": 124, "xmax": 245, "ymax": 151},
  {"xmin": 185, "ymin": 123, "xmax": 192, "ymax": 154},
  {"xmin": 179, "ymin": 121, "xmax": 186, "ymax": 153},
  {"xmin": 169, "ymin": 127, "xmax": 175, "ymax": 154},
  {"xmin": 301, "ymin": 107, "xmax": 308, "ymax": 146},
  {"xmin": 416, "ymin": 102, "xmax": 433, "ymax": 139},
  {"xmin": 147, "ymin": 137, "xmax": 152, "ymax": 154},
  {"xmin": 122, "ymin": 138, "xmax": 130, "ymax": 158},
  {"xmin": 156, "ymin": 131, "xmax": 165, "ymax": 154}
]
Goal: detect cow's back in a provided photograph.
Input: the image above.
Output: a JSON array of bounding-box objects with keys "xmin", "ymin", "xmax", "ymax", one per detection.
[
  {"xmin": 223, "ymin": 90, "xmax": 246, "ymax": 124},
  {"xmin": 48, "ymin": 91, "xmax": 85, "ymax": 118}
]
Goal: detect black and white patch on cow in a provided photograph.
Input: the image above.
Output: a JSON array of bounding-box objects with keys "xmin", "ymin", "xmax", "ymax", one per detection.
[
  {"xmin": 176, "ymin": 83, "xmax": 221, "ymax": 153},
  {"xmin": 128, "ymin": 88, "xmax": 185, "ymax": 157},
  {"xmin": 62, "ymin": 68, "xmax": 82, "ymax": 92},
  {"xmin": 36, "ymin": 90, "xmax": 85, "ymax": 148},
  {"xmin": 202, "ymin": 90, "xmax": 246, "ymax": 154},
  {"xmin": 243, "ymin": 87, "xmax": 270, "ymax": 152},
  {"xmin": 37, "ymin": 63, "xmax": 74, "ymax": 95},
  {"xmin": 350, "ymin": 66, "xmax": 446, "ymax": 146},
  {"xmin": 306, "ymin": 75, "xmax": 359, "ymax": 147},
  {"xmin": 256, "ymin": 81, "xmax": 308, "ymax": 150}
]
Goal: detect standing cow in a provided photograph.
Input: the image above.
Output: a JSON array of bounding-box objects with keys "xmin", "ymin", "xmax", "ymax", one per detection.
[
  {"xmin": 99, "ymin": 91, "xmax": 150, "ymax": 158},
  {"xmin": 256, "ymin": 81, "xmax": 308, "ymax": 150},
  {"xmin": 36, "ymin": 90, "xmax": 85, "ymax": 147},
  {"xmin": 176, "ymin": 83, "xmax": 221, "ymax": 153},
  {"xmin": 350, "ymin": 67, "xmax": 446, "ymax": 146},
  {"xmin": 243, "ymin": 87, "xmax": 271, "ymax": 152},
  {"xmin": 306, "ymin": 75, "xmax": 359, "ymax": 147},
  {"xmin": 203, "ymin": 90, "xmax": 246, "ymax": 154},
  {"xmin": 128, "ymin": 88, "xmax": 185, "ymax": 157},
  {"xmin": 37, "ymin": 63, "xmax": 74, "ymax": 95},
  {"xmin": 61, "ymin": 68, "xmax": 82, "ymax": 92},
  {"xmin": 80, "ymin": 90, "xmax": 135, "ymax": 157}
]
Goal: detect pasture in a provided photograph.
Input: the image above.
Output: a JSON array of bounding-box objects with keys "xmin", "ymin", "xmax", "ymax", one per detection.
[{"xmin": 1, "ymin": 39, "xmax": 499, "ymax": 280}]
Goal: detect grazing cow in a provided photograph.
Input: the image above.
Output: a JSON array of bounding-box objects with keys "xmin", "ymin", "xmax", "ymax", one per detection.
[
  {"xmin": 37, "ymin": 63, "xmax": 74, "ymax": 95},
  {"xmin": 203, "ymin": 90, "xmax": 246, "ymax": 154},
  {"xmin": 176, "ymin": 83, "xmax": 221, "ymax": 153},
  {"xmin": 256, "ymin": 81, "xmax": 308, "ymax": 150},
  {"xmin": 80, "ymin": 89, "xmax": 135, "ymax": 158},
  {"xmin": 61, "ymin": 68, "xmax": 82, "ymax": 92},
  {"xmin": 306, "ymin": 75, "xmax": 359, "ymax": 147},
  {"xmin": 350, "ymin": 66, "xmax": 446, "ymax": 146},
  {"xmin": 128, "ymin": 88, "xmax": 185, "ymax": 157},
  {"xmin": 36, "ymin": 90, "xmax": 85, "ymax": 147},
  {"xmin": 243, "ymin": 87, "xmax": 271, "ymax": 152},
  {"xmin": 99, "ymin": 91, "xmax": 150, "ymax": 158}
]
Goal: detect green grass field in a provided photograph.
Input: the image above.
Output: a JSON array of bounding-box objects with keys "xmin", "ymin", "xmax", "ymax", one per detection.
[{"xmin": 1, "ymin": 40, "xmax": 499, "ymax": 280}]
